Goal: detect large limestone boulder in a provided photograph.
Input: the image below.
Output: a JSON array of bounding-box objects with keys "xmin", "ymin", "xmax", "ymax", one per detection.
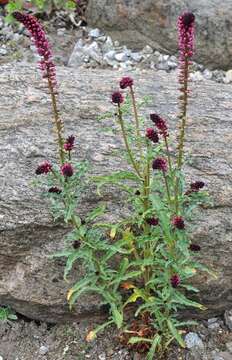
[
  {"xmin": 0, "ymin": 63, "xmax": 231, "ymax": 322},
  {"xmin": 86, "ymin": 0, "xmax": 232, "ymax": 70}
]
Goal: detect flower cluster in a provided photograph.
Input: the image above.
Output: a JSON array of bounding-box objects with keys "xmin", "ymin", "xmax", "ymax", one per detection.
[
  {"xmin": 146, "ymin": 128, "xmax": 159, "ymax": 143},
  {"xmin": 146, "ymin": 217, "xmax": 159, "ymax": 226},
  {"xmin": 13, "ymin": 12, "xmax": 57, "ymax": 88},
  {"xmin": 61, "ymin": 163, "xmax": 74, "ymax": 177},
  {"xmin": 48, "ymin": 186, "xmax": 62, "ymax": 194},
  {"xmin": 35, "ymin": 161, "xmax": 52, "ymax": 175},
  {"xmin": 152, "ymin": 157, "xmax": 168, "ymax": 172},
  {"xmin": 172, "ymin": 216, "xmax": 185, "ymax": 230},
  {"xmin": 112, "ymin": 91, "xmax": 124, "ymax": 105},
  {"xmin": 150, "ymin": 113, "xmax": 169, "ymax": 138},
  {"xmin": 178, "ymin": 12, "xmax": 195, "ymax": 61},
  {"xmin": 171, "ymin": 274, "xmax": 180, "ymax": 288},
  {"xmin": 119, "ymin": 76, "xmax": 134, "ymax": 89},
  {"xmin": 64, "ymin": 135, "xmax": 75, "ymax": 152}
]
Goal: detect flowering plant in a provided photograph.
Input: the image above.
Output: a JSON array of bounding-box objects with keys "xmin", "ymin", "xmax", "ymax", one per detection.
[{"xmin": 13, "ymin": 10, "xmax": 212, "ymax": 359}]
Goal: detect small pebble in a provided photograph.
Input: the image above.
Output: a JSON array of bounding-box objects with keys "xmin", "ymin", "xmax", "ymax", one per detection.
[{"xmin": 39, "ymin": 345, "xmax": 49, "ymax": 355}]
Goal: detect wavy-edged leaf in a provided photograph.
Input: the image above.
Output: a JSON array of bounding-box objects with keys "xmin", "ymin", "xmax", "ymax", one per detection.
[
  {"xmin": 147, "ymin": 334, "xmax": 161, "ymax": 360},
  {"xmin": 167, "ymin": 320, "xmax": 185, "ymax": 348}
]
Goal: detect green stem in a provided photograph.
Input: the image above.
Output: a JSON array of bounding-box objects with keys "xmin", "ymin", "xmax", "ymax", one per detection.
[
  {"xmin": 129, "ymin": 86, "xmax": 143, "ymax": 161},
  {"xmin": 143, "ymin": 145, "xmax": 152, "ymax": 291},
  {"xmin": 164, "ymin": 136, "xmax": 173, "ymax": 173},
  {"xmin": 162, "ymin": 171, "xmax": 171, "ymax": 205},
  {"xmin": 117, "ymin": 105, "xmax": 142, "ymax": 179},
  {"xmin": 47, "ymin": 76, "xmax": 65, "ymax": 164}
]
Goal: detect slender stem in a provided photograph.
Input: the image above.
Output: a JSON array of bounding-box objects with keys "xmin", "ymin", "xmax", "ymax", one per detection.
[
  {"xmin": 164, "ymin": 136, "xmax": 173, "ymax": 172},
  {"xmin": 47, "ymin": 76, "xmax": 65, "ymax": 164},
  {"xmin": 162, "ymin": 171, "xmax": 171, "ymax": 205},
  {"xmin": 143, "ymin": 144, "xmax": 152, "ymax": 290},
  {"xmin": 175, "ymin": 53, "xmax": 190, "ymax": 214},
  {"xmin": 117, "ymin": 105, "xmax": 142, "ymax": 179},
  {"xmin": 129, "ymin": 86, "xmax": 143, "ymax": 161}
]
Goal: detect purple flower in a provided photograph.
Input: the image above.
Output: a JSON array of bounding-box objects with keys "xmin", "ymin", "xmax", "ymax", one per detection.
[
  {"xmin": 64, "ymin": 135, "xmax": 75, "ymax": 151},
  {"xmin": 48, "ymin": 187, "xmax": 62, "ymax": 194},
  {"xmin": 190, "ymin": 181, "xmax": 205, "ymax": 191},
  {"xmin": 150, "ymin": 113, "xmax": 169, "ymax": 138},
  {"xmin": 152, "ymin": 157, "xmax": 168, "ymax": 172},
  {"xmin": 35, "ymin": 161, "xmax": 52, "ymax": 175},
  {"xmin": 61, "ymin": 163, "xmax": 74, "ymax": 177},
  {"xmin": 119, "ymin": 76, "xmax": 134, "ymax": 89},
  {"xmin": 171, "ymin": 274, "xmax": 181, "ymax": 288},
  {"xmin": 111, "ymin": 91, "xmax": 124, "ymax": 104},
  {"xmin": 13, "ymin": 12, "xmax": 57, "ymax": 88},
  {"xmin": 172, "ymin": 216, "xmax": 185, "ymax": 230},
  {"xmin": 189, "ymin": 243, "xmax": 201, "ymax": 252},
  {"xmin": 146, "ymin": 128, "xmax": 159, "ymax": 143},
  {"xmin": 146, "ymin": 217, "xmax": 159, "ymax": 226}
]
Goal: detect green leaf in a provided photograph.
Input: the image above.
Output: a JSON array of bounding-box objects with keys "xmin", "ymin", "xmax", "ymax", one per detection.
[
  {"xmin": 111, "ymin": 305, "xmax": 123, "ymax": 329},
  {"xmin": 128, "ymin": 337, "xmax": 152, "ymax": 344},
  {"xmin": 86, "ymin": 204, "xmax": 106, "ymax": 222},
  {"xmin": 172, "ymin": 292, "xmax": 206, "ymax": 310},
  {"xmin": 147, "ymin": 335, "xmax": 161, "ymax": 360},
  {"xmin": 64, "ymin": 252, "xmax": 80, "ymax": 280},
  {"xmin": 167, "ymin": 320, "xmax": 185, "ymax": 348}
]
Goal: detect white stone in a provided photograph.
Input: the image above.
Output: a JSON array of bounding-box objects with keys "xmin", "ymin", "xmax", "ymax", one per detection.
[
  {"xmin": 57, "ymin": 28, "xmax": 65, "ymax": 36},
  {"xmin": 0, "ymin": 48, "xmax": 8, "ymax": 56},
  {"xmin": 115, "ymin": 52, "xmax": 128, "ymax": 62},
  {"xmin": 39, "ymin": 345, "xmax": 49, "ymax": 355},
  {"xmin": 98, "ymin": 353, "xmax": 106, "ymax": 360},
  {"xmin": 89, "ymin": 28, "xmax": 102, "ymax": 38},
  {"xmin": 142, "ymin": 45, "xmax": 153, "ymax": 54}
]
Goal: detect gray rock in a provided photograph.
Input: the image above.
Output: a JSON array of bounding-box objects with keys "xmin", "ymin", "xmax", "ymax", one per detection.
[
  {"xmin": 167, "ymin": 60, "xmax": 178, "ymax": 70},
  {"xmin": 130, "ymin": 52, "xmax": 142, "ymax": 62},
  {"xmin": 224, "ymin": 310, "xmax": 232, "ymax": 331},
  {"xmin": 203, "ymin": 69, "xmax": 213, "ymax": 80},
  {"xmin": 213, "ymin": 353, "xmax": 232, "ymax": 360},
  {"xmin": 0, "ymin": 63, "xmax": 232, "ymax": 322},
  {"xmin": 185, "ymin": 332, "xmax": 204, "ymax": 349},
  {"xmin": 39, "ymin": 345, "xmax": 49, "ymax": 355},
  {"xmin": 225, "ymin": 342, "xmax": 232, "ymax": 354},
  {"xmin": 87, "ymin": 0, "xmax": 232, "ymax": 69},
  {"xmin": 101, "ymin": 36, "xmax": 114, "ymax": 53},
  {"xmin": 224, "ymin": 70, "xmax": 232, "ymax": 84},
  {"xmin": 190, "ymin": 71, "xmax": 204, "ymax": 82},
  {"xmin": 68, "ymin": 40, "xmax": 102, "ymax": 67},
  {"xmin": 142, "ymin": 45, "xmax": 153, "ymax": 55}
]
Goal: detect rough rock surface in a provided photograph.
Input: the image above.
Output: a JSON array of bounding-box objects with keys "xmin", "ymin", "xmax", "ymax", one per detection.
[
  {"xmin": 0, "ymin": 63, "xmax": 232, "ymax": 323},
  {"xmin": 86, "ymin": 0, "xmax": 232, "ymax": 70}
]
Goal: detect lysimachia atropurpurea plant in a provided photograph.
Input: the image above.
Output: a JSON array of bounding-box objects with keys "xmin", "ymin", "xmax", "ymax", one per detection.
[
  {"xmin": 13, "ymin": 10, "xmax": 212, "ymax": 359},
  {"xmin": 90, "ymin": 12, "xmax": 212, "ymax": 357},
  {"xmin": 12, "ymin": 10, "xmax": 109, "ymax": 317}
]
